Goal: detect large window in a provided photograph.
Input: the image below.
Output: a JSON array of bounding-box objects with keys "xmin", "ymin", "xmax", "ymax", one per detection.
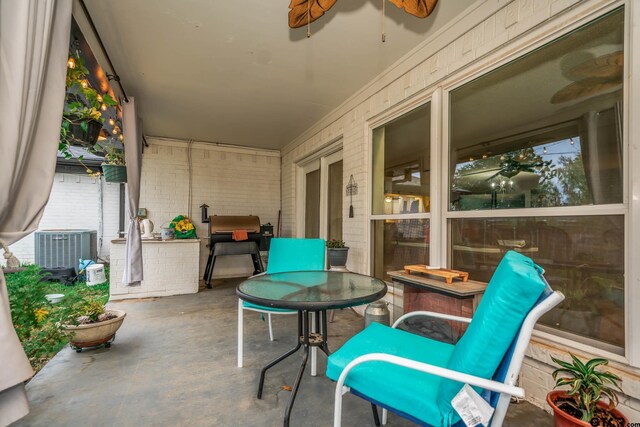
[
  {"xmin": 451, "ymin": 215, "xmax": 624, "ymax": 349},
  {"xmin": 448, "ymin": 9, "xmax": 625, "ymax": 352},
  {"xmin": 372, "ymin": 103, "xmax": 431, "ymax": 215},
  {"xmin": 372, "ymin": 103, "xmax": 431, "ymax": 280}
]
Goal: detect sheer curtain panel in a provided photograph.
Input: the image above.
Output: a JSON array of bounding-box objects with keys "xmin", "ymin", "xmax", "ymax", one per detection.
[{"xmin": 0, "ymin": 0, "xmax": 72, "ymax": 424}]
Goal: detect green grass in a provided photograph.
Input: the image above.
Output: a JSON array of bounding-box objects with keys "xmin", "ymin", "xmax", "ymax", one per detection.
[{"xmin": 5, "ymin": 265, "xmax": 110, "ymax": 372}]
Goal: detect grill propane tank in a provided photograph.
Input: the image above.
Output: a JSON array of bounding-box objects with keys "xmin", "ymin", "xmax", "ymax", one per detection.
[{"xmin": 364, "ymin": 300, "xmax": 390, "ymax": 328}]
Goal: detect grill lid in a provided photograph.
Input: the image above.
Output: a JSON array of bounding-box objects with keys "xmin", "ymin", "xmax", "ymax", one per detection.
[{"xmin": 209, "ymin": 215, "xmax": 260, "ymax": 234}]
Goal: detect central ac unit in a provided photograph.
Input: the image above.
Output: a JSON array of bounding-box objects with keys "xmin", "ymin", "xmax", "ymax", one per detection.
[{"xmin": 34, "ymin": 230, "xmax": 97, "ymax": 272}]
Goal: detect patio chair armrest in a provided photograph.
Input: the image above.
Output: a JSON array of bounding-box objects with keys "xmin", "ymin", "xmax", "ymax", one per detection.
[
  {"xmin": 249, "ymin": 272, "xmax": 267, "ymax": 279},
  {"xmin": 336, "ymin": 353, "xmax": 524, "ymax": 399},
  {"xmin": 392, "ymin": 311, "xmax": 472, "ymax": 328}
]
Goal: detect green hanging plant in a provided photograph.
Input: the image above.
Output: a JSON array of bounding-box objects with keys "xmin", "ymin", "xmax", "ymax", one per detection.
[{"xmin": 59, "ymin": 51, "xmax": 119, "ymax": 171}]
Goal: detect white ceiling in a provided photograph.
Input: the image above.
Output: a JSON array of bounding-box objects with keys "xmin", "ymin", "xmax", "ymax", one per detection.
[{"xmin": 84, "ymin": 0, "xmax": 470, "ymax": 150}]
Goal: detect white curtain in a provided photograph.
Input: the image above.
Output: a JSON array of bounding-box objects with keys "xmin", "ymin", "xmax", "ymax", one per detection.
[
  {"xmin": 0, "ymin": 0, "xmax": 72, "ymax": 424},
  {"xmin": 579, "ymin": 103, "xmax": 624, "ymax": 205},
  {"xmin": 122, "ymin": 97, "xmax": 143, "ymax": 285}
]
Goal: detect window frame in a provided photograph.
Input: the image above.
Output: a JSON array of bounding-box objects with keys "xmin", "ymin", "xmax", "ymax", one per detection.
[
  {"xmin": 366, "ymin": 0, "xmax": 636, "ymax": 365},
  {"xmin": 368, "ymin": 90, "xmax": 440, "ymax": 271},
  {"xmin": 439, "ymin": 3, "xmax": 630, "ymax": 361}
]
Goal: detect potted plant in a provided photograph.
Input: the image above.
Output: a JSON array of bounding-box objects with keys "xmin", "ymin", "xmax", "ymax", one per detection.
[
  {"xmin": 63, "ymin": 297, "xmax": 126, "ymax": 352},
  {"xmin": 547, "ymin": 354, "xmax": 628, "ymax": 427},
  {"xmin": 101, "ymin": 145, "xmax": 127, "ymax": 183},
  {"xmin": 327, "ymin": 239, "xmax": 349, "ymax": 270},
  {"xmin": 59, "ymin": 52, "xmax": 118, "ymax": 157}
]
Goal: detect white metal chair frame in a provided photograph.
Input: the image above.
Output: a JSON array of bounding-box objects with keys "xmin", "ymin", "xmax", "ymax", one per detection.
[{"xmin": 333, "ymin": 290, "xmax": 564, "ymax": 427}]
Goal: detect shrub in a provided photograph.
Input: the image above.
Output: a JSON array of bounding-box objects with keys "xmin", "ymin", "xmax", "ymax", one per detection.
[
  {"xmin": 5, "ymin": 265, "xmax": 110, "ymax": 372},
  {"xmin": 326, "ymin": 239, "xmax": 346, "ymax": 248}
]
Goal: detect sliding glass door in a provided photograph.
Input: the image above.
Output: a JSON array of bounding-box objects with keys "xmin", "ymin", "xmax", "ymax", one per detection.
[{"xmin": 301, "ymin": 150, "xmax": 343, "ymax": 242}]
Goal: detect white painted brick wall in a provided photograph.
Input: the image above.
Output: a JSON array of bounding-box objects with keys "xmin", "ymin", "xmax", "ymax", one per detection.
[
  {"xmin": 279, "ymin": 0, "xmax": 635, "ymax": 417},
  {"xmin": 139, "ymin": 137, "xmax": 281, "ymax": 278},
  {"xmin": 110, "ymin": 239, "xmax": 200, "ymax": 299},
  {"xmin": 521, "ymin": 341, "xmax": 640, "ymax": 420},
  {"xmin": 2, "ymin": 172, "xmax": 120, "ymax": 267}
]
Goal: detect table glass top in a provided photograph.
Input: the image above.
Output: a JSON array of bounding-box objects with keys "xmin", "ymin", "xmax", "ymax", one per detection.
[{"xmin": 237, "ymin": 271, "xmax": 387, "ymax": 310}]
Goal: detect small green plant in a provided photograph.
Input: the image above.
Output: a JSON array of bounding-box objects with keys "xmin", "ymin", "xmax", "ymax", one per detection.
[
  {"xmin": 6, "ymin": 265, "xmax": 110, "ymax": 372},
  {"xmin": 102, "ymin": 145, "xmax": 126, "ymax": 166},
  {"xmin": 59, "ymin": 50, "xmax": 119, "ymax": 170},
  {"xmin": 60, "ymin": 54, "xmax": 118, "ymax": 152},
  {"xmin": 551, "ymin": 354, "xmax": 623, "ymax": 422},
  {"xmin": 326, "ymin": 239, "xmax": 346, "ymax": 249}
]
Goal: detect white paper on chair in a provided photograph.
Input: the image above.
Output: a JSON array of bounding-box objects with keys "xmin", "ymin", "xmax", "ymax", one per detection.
[{"xmin": 451, "ymin": 384, "xmax": 494, "ymax": 427}]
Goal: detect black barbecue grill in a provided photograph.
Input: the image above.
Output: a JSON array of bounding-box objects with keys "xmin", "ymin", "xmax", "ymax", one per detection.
[{"xmin": 203, "ymin": 215, "xmax": 270, "ymax": 288}]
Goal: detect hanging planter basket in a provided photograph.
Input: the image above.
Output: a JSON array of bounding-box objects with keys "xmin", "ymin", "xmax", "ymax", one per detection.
[
  {"xmin": 69, "ymin": 119, "xmax": 102, "ymax": 147},
  {"xmin": 102, "ymin": 164, "xmax": 127, "ymax": 183}
]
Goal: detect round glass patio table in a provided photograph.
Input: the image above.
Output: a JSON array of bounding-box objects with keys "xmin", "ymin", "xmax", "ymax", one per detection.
[
  {"xmin": 237, "ymin": 270, "xmax": 387, "ymax": 311},
  {"xmin": 237, "ymin": 270, "xmax": 387, "ymax": 427}
]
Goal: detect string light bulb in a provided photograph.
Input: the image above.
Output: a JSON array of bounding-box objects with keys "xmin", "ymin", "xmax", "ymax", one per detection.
[
  {"xmin": 119, "ymin": 134, "xmax": 124, "ymax": 141},
  {"xmin": 469, "ymin": 156, "xmax": 474, "ymax": 162},
  {"xmin": 67, "ymin": 57, "xmax": 76, "ymax": 69},
  {"xmin": 112, "ymin": 127, "xmax": 118, "ymax": 135},
  {"xmin": 101, "ymin": 104, "xmax": 107, "ymax": 111},
  {"xmin": 96, "ymin": 94, "xmax": 103, "ymax": 103},
  {"xmin": 500, "ymin": 155, "xmax": 506, "ymax": 161},
  {"xmin": 482, "ymin": 153, "xmax": 488, "ymax": 160},
  {"xmin": 569, "ymin": 138, "xmax": 575, "ymax": 145},
  {"xmin": 543, "ymin": 147, "xmax": 547, "ymax": 154},
  {"xmin": 109, "ymin": 118, "xmax": 115, "ymax": 126},
  {"xmin": 80, "ymin": 79, "xmax": 89, "ymax": 89}
]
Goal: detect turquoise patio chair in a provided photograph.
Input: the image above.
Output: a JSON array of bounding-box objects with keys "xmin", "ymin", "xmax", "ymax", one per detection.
[
  {"xmin": 327, "ymin": 251, "xmax": 564, "ymax": 427},
  {"xmin": 237, "ymin": 237, "xmax": 326, "ymax": 368}
]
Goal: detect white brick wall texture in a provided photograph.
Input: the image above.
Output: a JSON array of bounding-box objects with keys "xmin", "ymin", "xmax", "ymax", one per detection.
[
  {"xmin": 2, "ymin": 172, "xmax": 120, "ymax": 267},
  {"xmin": 279, "ymin": 0, "xmax": 637, "ymax": 417},
  {"xmin": 139, "ymin": 137, "xmax": 280, "ymax": 278},
  {"xmin": 110, "ymin": 239, "xmax": 200, "ymax": 300}
]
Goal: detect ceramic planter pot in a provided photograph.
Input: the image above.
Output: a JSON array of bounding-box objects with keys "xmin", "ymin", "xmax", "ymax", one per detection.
[
  {"xmin": 328, "ymin": 247, "xmax": 349, "ymax": 268},
  {"xmin": 69, "ymin": 119, "xmax": 102, "ymax": 146},
  {"xmin": 64, "ymin": 309, "xmax": 126, "ymax": 351},
  {"xmin": 547, "ymin": 390, "xmax": 628, "ymax": 427},
  {"xmin": 102, "ymin": 164, "xmax": 127, "ymax": 183}
]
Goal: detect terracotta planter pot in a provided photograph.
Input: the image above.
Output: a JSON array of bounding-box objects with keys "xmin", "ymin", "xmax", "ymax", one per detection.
[
  {"xmin": 547, "ymin": 390, "xmax": 628, "ymax": 427},
  {"xmin": 64, "ymin": 309, "xmax": 126, "ymax": 350}
]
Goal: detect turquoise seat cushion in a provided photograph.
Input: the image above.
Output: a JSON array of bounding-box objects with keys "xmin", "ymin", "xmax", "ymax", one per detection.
[
  {"xmin": 242, "ymin": 300, "xmax": 295, "ymax": 313},
  {"xmin": 327, "ymin": 322, "xmax": 455, "ymax": 426},
  {"xmin": 266, "ymin": 238, "xmax": 326, "ymax": 274},
  {"xmin": 437, "ymin": 251, "xmax": 546, "ymax": 419}
]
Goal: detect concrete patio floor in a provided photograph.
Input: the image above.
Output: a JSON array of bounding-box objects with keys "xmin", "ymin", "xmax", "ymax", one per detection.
[{"xmin": 14, "ymin": 279, "xmax": 553, "ymax": 427}]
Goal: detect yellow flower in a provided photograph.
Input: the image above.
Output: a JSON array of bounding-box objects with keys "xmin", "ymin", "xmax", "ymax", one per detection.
[
  {"xmin": 34, "ymin": 308, "xmax": 49, "ymax": 323},
  {"xmin": 176, "ymin": 218, "xmax": 194, "ymax": 232}
]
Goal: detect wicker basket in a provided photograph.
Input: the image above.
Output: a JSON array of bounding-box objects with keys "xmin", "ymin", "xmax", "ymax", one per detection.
[{"xmin": 102, "ymin": 164, "xmax": 127, "ymax": 183}]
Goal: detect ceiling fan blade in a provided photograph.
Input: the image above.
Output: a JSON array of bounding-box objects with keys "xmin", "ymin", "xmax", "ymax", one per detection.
[
  {"xmin": 487, "ymin": 171, "xmax": 502, "ymax": 180},
  {"xmin": 288, "ymin": 0, "xmax": 338, "ymax": 29},
  {"xmin": 551, "ymin": 77, "xmax": 622, "ymax": 104},
  {"xmin": 457, "ymin": 167, "xmax": 501, "ymax": 178},
  {"xmin": 568, "ymin": 51, "xmax": 623, "ymax": 80},
  {"xmin": 388, "ymin": 0, "xmax": 438, "ymax": 18}
]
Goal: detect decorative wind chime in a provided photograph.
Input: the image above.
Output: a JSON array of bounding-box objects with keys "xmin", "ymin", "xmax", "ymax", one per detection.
[
  {"xmin": 288, "ymin": 0, "xmax": 438, "ymax": 40},
  {"xmin": 346, "ymin": 175, "xmax": 358, "ymax": 218}
]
